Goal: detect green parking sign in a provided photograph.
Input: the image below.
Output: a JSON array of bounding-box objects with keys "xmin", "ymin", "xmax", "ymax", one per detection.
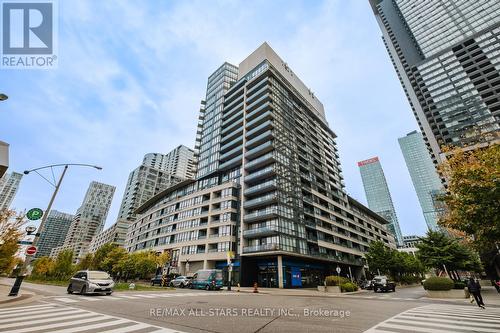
[{"xmin": 26, "ymin": 208, "xmax": 43, "ymax": 221}]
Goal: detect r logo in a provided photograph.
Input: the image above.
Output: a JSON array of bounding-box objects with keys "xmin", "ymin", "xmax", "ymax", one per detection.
[{"xmin": 2, "ymin": 2, "xmax": 53, "ymax": 54}]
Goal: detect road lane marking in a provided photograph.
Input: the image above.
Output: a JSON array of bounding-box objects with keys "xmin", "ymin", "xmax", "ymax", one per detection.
[
  {"xmin": 53, "ymin": 297, "xmax": 79, "ymax": 303},
  {"xmin": 48, "ymin": 318, "xmax": 130, "ymax": 333}
]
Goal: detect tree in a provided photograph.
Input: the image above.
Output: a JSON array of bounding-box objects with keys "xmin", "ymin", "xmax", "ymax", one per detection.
[
  {"xmin": 102, "ymin": 247, "xmax": 127, "ymax": 278},
  {"xmin": 0, "ymin": 209, "xmax": 25, "ymax": 275},
  {"xmin": 32, "ymin": 256, "xmax": 55, "ymax": 278},
  {"xmin": 365, "ymin": 241, "xmax": 393, "ymax": 275},
  {"xmin": 438, "ymin": 143, "xmax": 499, "ymax": 277},
  {"xmin": 91, "ymin": 242, "xmax": 118, "ymax": 270},
  {"xmin": 52, "ymin": 250, "xmax": 75, "ymax": 280},
  {"xmin": 417, "ymin": 230, "xmax": 482, "ymax": 280},
  {"xmin": 76, "ymin": 253, "xmax": 93, "ymax": 271},
  {"xmin": 154, "ymin": 251, "xmax": 170, "ymax": 270}
]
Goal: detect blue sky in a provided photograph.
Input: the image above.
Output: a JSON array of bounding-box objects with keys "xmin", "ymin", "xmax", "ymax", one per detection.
[{"xmin": 2, "ymin": 0, "xmax": 428, "ymax": 236}]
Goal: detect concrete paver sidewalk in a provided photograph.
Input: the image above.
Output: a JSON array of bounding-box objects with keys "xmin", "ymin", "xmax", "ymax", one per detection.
[{"xmin": 0, "ymin": 283, "xmax": 35, "ymax": 306}]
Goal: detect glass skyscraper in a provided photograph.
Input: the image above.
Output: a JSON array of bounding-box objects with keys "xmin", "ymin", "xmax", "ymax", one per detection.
[
  {"xmin": 369, "ymin": 0, "xmax": 500, "ymax": 164},
  {"xmin": 35, "ymin": 210, "xmax": 74, "ymax": 258},
  {"xmin": 358, "ymin": 157, "xmax": 403, "ymax": 245},
  {"xmin": 398, "ymin": 131, "xmax": 444, "ymax": 231}
]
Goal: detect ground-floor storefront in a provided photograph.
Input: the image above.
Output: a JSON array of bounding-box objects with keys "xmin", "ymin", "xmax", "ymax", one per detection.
[{"xmin": 239, "ymin": 255, "xmax": 364, "ymax": 288}]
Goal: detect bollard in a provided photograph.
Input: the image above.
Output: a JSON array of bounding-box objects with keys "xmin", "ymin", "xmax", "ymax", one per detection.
[
  {"xmin": 253, "ymin": 282, "xmax": 259, "ymax": 293},
  {"xmin": 237, "ymin": 283, "xmax": 240, "ymax": 292}
]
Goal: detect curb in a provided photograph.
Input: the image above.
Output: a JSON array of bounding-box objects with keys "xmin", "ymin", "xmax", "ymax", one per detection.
[{"xmin": 0, "ymin": 293, "xmax": 34, "ymax": 305}]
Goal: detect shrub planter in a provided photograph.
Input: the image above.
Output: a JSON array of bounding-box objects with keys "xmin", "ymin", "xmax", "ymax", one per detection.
[
  {"xmin": 426, "ymin": 289, "xmax": 467, "ymax": 299},
  {"xmin": 318, "ymin": 286, "xmax": 341, "ymax": 293}
]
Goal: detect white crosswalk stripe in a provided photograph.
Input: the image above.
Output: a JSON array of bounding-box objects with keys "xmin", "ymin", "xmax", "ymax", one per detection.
[
  {"xmin": 48, "ymin": 291, "xmax": 238, "ymax": 303},
  {"xmin": 364, "ymin": 303, "xmax": 500, "ymax": 333},
  {"xmin": 0, "ymin": 303, "xmax": 186, "ymax": 333}
]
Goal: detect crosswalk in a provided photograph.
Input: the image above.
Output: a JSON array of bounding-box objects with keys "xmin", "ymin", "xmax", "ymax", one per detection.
[
  {"xmin": 0, "ymin": 303, "xmax": 185, "ymax": 333},
  {"xmin": 48, "ymin": 291, "xmax": 239, "ymax": 304},
  {"xmin": 364, "ymin": 303, "xmax": 500, "ymax": 332}
]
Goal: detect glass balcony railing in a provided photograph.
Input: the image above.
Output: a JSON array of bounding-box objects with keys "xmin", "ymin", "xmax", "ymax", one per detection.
[
  {"xmin": 245, "ymin": 165, "xmax": 275, "ymax": 183},
  {"xmin": 219, "ymin": 155, "xmax": 242, "ymax": 170},
  {"xmin": 245, "ymin": 152, "xmax": 275, "ymax": 170},
  {"xmin": 245, "ymin": 130, "xmax": 273, "ymax": 149},
  {"xmin": 245, "ymin": 141, "xmax": 273, "ymax": 159},
  {"xmin": 220, "ymin": 135, "xmax": 243, "ymax": 152},
  {"xmin": 246, "ymin": 119, "xmax": 273, "ymax": 139},
  {"xmin": 243, "ymin": 192, "xmax": 277, "ymax": 208},
  {"xmin": 242, "ymin": 225, "xmax": 279, "ymax": 238},
  {"xmin": 245, "ymin": 109, "xmax": 272, "ymax": 129},
  {"xmin": 244, "ymin": 179, "xmax": 276, "ymax": 196},
  {"xmin": 243, "ymin": 243, "xmax": 279, "ymax": 253},
  {"xmin": 221, "ymin": 118, "xmax": 244, "ymax": 136},
  {"xmin": 246, "ymin": 101, "xmax": 271, "ymax": 121},
  {"xmin": 246, "ymin": 93, "xmax": 270, "ymax": 113},
  {"xmin": 222, "ymin": 109, "xmax": 243, "ymax": 127},
  {"xmin": 243, "ymin": 207, "xmax": 278, "ymax": 222},
  {"xmin": 219, "ymin": 144, "xmax": 242, "ymax": 161}
]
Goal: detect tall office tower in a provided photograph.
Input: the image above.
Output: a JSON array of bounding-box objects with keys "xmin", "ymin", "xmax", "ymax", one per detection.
[
  {"xmin": 196, "ymin": 62, "xmax": 239, "ymax": 185},
  {"xmin": 358, "ymin": 157, "xmax": 403, "ymax": 245},
  {"xmin": 126, "ymin": 43, "xmax": 396, "ymax": 288},
  {"xmin": 35, "ymin": 210, "xmax": 74, "ymax": 258},
  {"xmin": 398, "ymin": 131, "xmax": 444, "ymax": 231},
  {"xmin": 143, "ymin": 145, "xmax": 196, "ymax": 179},
  {"xmin": 51, "ymin": 181, "xmax": 115, "ymax": 262},
  {"xmin": 0, "ymin": 171, "xmax": 22, "ymax": 210},
  {"xmin": 369, "ymin": 0, "xmax": 500, "ymax": 164}
]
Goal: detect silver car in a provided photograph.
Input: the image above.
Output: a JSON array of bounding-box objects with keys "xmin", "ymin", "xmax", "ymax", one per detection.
[
  {"xmin": 67, "ymin": 270, "xmax": 115, "ymax": 295},
  {"xmin": 169, "ymin": 276, "xmax": 192, "ymax": 288}
]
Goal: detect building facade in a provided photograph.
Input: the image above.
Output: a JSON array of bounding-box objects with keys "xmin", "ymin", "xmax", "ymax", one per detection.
[
  {"xmin": 358, "ymin": 157, "xmax": 403, "ymax": 245},
  {"xmin": 0, "ymin": 171, "xmax": 22, "ymax": 210},
  {"xmin": 35, "ymin": 210, "xmax": 74, "ymax": 258},
  {"xmin": 51, "ymin": 181, "xmax": 115, "ymax": 262},
  {"xmin": 398, "ymin": 235, "xmax": 421, "ymax": 256},
  {"xmin": 88, "ymin": 219, "xmax": 129, "ymax": 253},
  {"xmin": 126, "ymin": 43, "xmax": 396, "ymax": 288},
  {"xmin": 143, "ymin": 145, "xmax": 196, "ymax": 179},
  {"xmin": 369, "ymin": 0, "xmax": 500, "ymax": 163},
  {"xmin": 398, "ymin": 131, "xmax": 444, "ymax": 231},
  {"xmin": 0, "ymin": 141, "xmax": 8, "ymax": 178}
]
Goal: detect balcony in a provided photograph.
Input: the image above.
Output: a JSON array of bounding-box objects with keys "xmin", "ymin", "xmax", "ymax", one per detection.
[
  {"xmin": 243, "ymin": 207, "xmax": 278, "ymax": 222},
  {"xmin": 246, "ymin": 84, "xmax": 270, "ymax": 105},
  {"xmin": 246, "ymin": 101, "xmax": 272, "ymax": 121},
  {"xmin": 219, "ymin": 155, "xmax": 242, "ymax": 170},
  {"xmin": 246, "ymin": 77, "xmax": 269, "ymax": 95},
  {"xmin": 245, "ymin": 151, "xmax": 275, "ymax": 170},
  {"xmin": 219, "ymin": 144, "xmax": 242, "ymax": 161},
  {"xmin": 222, "ymin": 109, "xmax": 243, "ymax": 126},
  {"xmin": 245, "ymin": 141, "xmax": 273, "ymax": 159},
  {"xmin": 243, "ymin": 225, "xmax": 279, "ymax": 238},
  {"xmin": 246, "ymin": 93, "xmax": 271, "ymax": 113},
  {"xmin": 243, "ymin": 243, "xmax": 279, "ymax": 253},
  {"xmin": 245, "ymin": 130, "xmax": 273, "ymax": 149},
  {"xmin": 245, "ymin": 109, "xmax": 273, "ymax": 129},
  {"xmin": 221, "ymin": 118, "xmax": 244, "ymax": 136},
  {"xmin": 244, "ymin": 179, "xmax": 276, "ymax": 196},
  {"xmin": 220, "ymin": 135, "xmax": 243, "ymax": 152},
  {"xmin": 245, "ymin": 165, "xmax": 275, "ymax": 183},
  {"xmin": 246, "ymin": 119, "xmax": 273, "ymax": 139},
  {"xmin": 243, "ymin": 193, "xmax": 277, "ymax": 209}
]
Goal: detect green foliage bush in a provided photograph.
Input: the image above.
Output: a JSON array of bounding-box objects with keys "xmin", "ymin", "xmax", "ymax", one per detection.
[
  {"xmin": 400, "ymin": 275, "xmax": 422, "ymax": 285},
  {"xmin": 325, "ymin": 276, "xmax": 350, "ymax": 286},
  {"xmin": 453, "ymin": 281, "xmax": 466, "ymax": 289},
  {"xmin": 423, "ymin": 277, "xmax": 454, "ymax": 291},
  {"xmin": 340, "ymin": 282, "xmax": 358, "ymax": 292}
]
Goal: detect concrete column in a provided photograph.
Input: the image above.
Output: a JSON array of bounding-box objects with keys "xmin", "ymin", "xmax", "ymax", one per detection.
[
  {"xmin": 203, "ymin": 259, "xmax": 208, "ymax": 269},
  {"xmin": 277, "ymin": 255, "xmax": 284, "ymax": 289}
]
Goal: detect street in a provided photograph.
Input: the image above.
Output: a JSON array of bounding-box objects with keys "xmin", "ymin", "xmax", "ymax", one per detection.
[{"xmin": 1, "ymin": 280, "xmax": 500, "ymax": 333}]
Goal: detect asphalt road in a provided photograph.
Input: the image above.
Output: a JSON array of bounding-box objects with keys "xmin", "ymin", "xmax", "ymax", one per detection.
[{"xmin": 1, "ymin": 280, "xmax": 498, "ymax": 333}]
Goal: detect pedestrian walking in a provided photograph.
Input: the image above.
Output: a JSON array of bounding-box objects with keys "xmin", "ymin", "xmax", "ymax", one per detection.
[
  {"xmin": 467, "ymin": 277, "xmax": 485, "ymax": 308},
  {"xmin": 494, "ymin": 279, "xmax": 500, "ymax": 294}
]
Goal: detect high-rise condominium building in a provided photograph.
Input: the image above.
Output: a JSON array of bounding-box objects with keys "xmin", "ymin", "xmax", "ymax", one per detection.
[
  {"xmin": 118, "ymin": 147, "xmax": 196, "ymax": 221},
  {"xmin": 0, "ymin": 171, "xmax": 22, "ymax": 210},
  {"xmin": 0, "ymin": 141, "xmax": 8, "ymax": 178},
  {"xmin": 369, "ymin": 0, "xmax": 500, "ymax": 163},
  {"xmin": 51, "ymin": 181, "xmax": 115, "ymax": 262},
  {"xmin": 398, "ymin": 131, "xmax": 444, "ymax": 231},
  {"xmin": 35, "ymin": 210, "xmax": 74, "ymax": 258},
  {"xmin": 125, "ymin": 43, "xmax": 396, "ymax": 288},
  {"xmin": 143, "ymin": 145, "xmax": 196, "ymax": 179},
  {"xmin": 358, "ymin": 157, "xmax": 403, "ymax": 245},
  {"xmin": 88, "ymin": 219, "xmax": 129, "ymax": 253}
]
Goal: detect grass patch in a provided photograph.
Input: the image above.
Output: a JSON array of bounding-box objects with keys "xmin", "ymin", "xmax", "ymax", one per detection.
[{"xmin": 25, "ymin": 278, "xmax": 68, "ymax": 286}]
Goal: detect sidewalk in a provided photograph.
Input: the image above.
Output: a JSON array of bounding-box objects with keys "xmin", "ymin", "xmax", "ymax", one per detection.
[
  {"xmin": 0, "ymin": 282, "xmax": 36, "ymax": 306},
  {"xmin": 420, "ymin": 286, "xmax": 500, "ymax": 307},
  {"xmin": 230, "ymin": 286, "xmax": 366, "ymax": 297}
]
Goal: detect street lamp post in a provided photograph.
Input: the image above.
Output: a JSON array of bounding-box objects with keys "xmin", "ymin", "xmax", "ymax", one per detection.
[{"xmin": 8, "ymin": 163, "xmax": 101, "ymax": 297}]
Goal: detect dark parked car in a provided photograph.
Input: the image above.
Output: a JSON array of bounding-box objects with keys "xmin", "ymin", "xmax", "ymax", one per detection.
[
  {"xmin": 372, "ymin": 275, "xmax": 396, "ymax": 292},
  {"xmin": 150, "ymin": 274, "xmax": 168, "ymax": 287}
]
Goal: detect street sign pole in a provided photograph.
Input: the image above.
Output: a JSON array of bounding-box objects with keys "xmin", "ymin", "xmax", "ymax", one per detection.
[{"xmin": 9, "ymin": 166, "xmax": 68, "ymax": 297}]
